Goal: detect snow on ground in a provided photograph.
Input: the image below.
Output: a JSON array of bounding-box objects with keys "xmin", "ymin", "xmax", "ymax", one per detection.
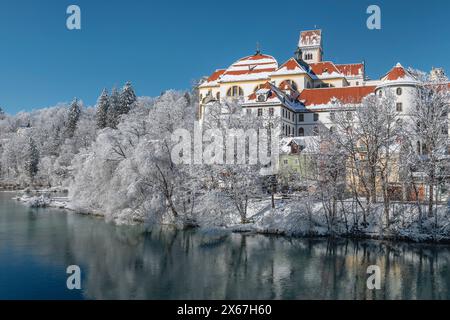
[{"xmin": 12, "ymin": 192, "xmax": 450, "ymax": 243}]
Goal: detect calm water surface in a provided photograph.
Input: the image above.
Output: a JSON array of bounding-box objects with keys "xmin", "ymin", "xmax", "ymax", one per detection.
[{"xmin": 0, "ymin": 192, "xmax": 449, "ymax": 300}]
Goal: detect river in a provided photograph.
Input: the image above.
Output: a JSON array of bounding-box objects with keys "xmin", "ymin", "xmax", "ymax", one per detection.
[{"xmin": 0, "ymin": 192, "xmax": 449, "ymax": 300}]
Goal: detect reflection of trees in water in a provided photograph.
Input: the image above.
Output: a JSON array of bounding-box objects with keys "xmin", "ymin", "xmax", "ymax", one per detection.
[{"xmin": 7, "ymin": 201, "xmax": 450, "ymax": 299}]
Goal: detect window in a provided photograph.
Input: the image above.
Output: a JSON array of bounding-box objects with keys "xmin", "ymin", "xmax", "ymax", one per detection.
[
  {"xmin": 246, "ymin": 109, "xmax": 252, "ymax": 115},
  {"xmin": 330, "ymin": 112, "xmax": 336, "ymax": 121},
  {"xmin": 284, "ymin": 79, "xmax": 298, "ymax": 91},
  {"xmin": 356, "ymin": 81, "xmax": 359, "ymax": 86},
  {"xmin": 378, "ymin": 90, "xmax": 382, "ymax": 97},
  {"xmin": 298, "ymin": 114, "xmax": 304, "ymax": 122},
  {"xmin": 314, "ymin": 113, "xmax": 319, "ymax": 121},
  {"xmin": 216, "ymin": 92, "xmax": 220, "ymax": 100},
  {"xmin": 283, "ymin": 160, "xmax": 288, "ymax": 165},
  {"xmin": 199, "ymin": 94, "xmax": 203, "ymax": 102},
  {"xmin": 257, "ymin": 108, "xmax": 263, "ymax": 117},
  {"xmin": 313, "ymin": 126, "xmax": 319, "ymax": 136},
  {"xmin": 330, "ymin": 126, "xmax": 336, "ymax": 133},
  {"xmin": 396, "ymin": 88, "xmax": 402, "ymax": 96},
  {"xmin": 227, "ymin": 86, "xmax": 244, "ymax": 97},
  {"xmin": 304, "ymin": 53, "xmax": 313, "ymax": 60},
  {"xmin": 269, "ymin": 108, "xmax": 274, "ymax": 116},
  {"xmin": 298, "ymin": 127, "xmax": 304, "ymax": 136},
  {"xmin": 396, "ymin": 103, "xmax": 403, "ymax": 112},
  {"xmin": 346, "ymin": 112, "xmax": 353, "ymax": 121}
]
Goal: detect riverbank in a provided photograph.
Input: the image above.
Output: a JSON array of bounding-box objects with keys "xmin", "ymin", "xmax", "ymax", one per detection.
[{"xmin": 10, "ymin": 190, "xmax": 450, "ymax": 244}]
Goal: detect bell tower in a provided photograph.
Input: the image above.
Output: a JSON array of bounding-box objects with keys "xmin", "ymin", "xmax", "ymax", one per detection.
[{"xmin": 298, "ymin": 29, "xmax": 323, "ymax": 64}]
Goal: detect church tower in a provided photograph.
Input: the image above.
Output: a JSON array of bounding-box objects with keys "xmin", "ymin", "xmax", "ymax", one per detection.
[{"xmin": 298, "ymin": 29, "xmax": 323, "ymax": 64}]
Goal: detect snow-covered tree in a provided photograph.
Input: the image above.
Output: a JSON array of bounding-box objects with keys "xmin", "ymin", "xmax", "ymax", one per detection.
[
  {"xmin": 96, "ymin": 89, "xmax": 109, "ymax": 129},
  {"xmin": 119, "ymin": 82, "xmax": 137, "ymax": 115},
  {"xmin": 403, "ymin": 69, "xmax": 449, "ymax": 218},
  {"xmin": 23, "ymin": 137, "xmax": 39, "ymax": 182},
  {"xmin": 330, "ymin": 90, "xmax": 400, "ymax": 227},
  {"xmin": 107, "ymin": 88, "xmax": 121, "ymax": 129},
  {"xmin": 65, "ymin": 98, "xmax": 82, "ymax": 138}
]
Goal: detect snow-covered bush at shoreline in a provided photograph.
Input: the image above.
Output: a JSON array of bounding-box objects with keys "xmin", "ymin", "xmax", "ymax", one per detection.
[
  {"xmin": 20, "ymin": 190, "xmax": 448, "ymax": 242},
  {"xmin": 14, "ymin": 193, "xmax": 70, "ymax": 209}
]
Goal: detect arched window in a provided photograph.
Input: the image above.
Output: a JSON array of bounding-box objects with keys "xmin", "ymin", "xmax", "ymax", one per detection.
[
  {"xmin": 283, "ymin": 79, "xmax": 298, "ymax": 91},
  {"xmin": 396, "ymin": 87, "xmax": 402, "ymax": 96},
  {"xmin": 216, "ymin": 92, "xmax": 220, "ymax": 100},
  {"xmin": 227, "ymin": 86, "xmax": 244, "ymax": 97},
  {"xmin": 298, "ymin": 127, "xmax": 304, "ymax": 136},
  {"xmin": 304, "ymin": 53, "xmax": 313, "ymax": 60},
  {"xmin": 378, "ymin": 90, "xmax": 383, "ymax": 97}
]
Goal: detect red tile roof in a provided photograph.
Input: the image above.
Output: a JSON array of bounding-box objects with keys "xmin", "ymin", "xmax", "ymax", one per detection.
[
  {"xmin": 335, "ymin": 63, "xmax": 364, "ymax": 77},
  {"xmin": 280, "ymin": 58, "xmax": 303, "ymax": 71},
  {"xmin": 224, "ymin": 68, "xmax": 277, "ymax": 76},
  {"xmin": 309, "ymin": 62, "xmax": 342, "ymax": 77},
  {"xmin": 299, "ymin": 86, "xmax": 376, "ymax": 106},
  {"xmin": 207, "ymin": 69, "xmax": 225, "ymax": 82},
  {"xmin": 238, "ymin": 54, "xmax": 275, "ymax": 61},
  {"xmin": 385, "ymin": 65, "xmax": 407, "ymax": 81}
]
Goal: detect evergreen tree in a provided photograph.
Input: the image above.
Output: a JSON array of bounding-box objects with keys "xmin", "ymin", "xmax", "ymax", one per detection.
[
  {"xmin": 66, "ymin": 98, "xmax": 81, "ymax": 138},
  {"xmin": 96, "ymin": 89, "xmax": 110, "ymax": 129},
  {"xmin": 24, "ymin": 137, "xmax": 39, "ymax": 181},
  {"xmin": 119, "ymin": 81, "xmax": 137, "ymax": 115},
  {"xmin": 107, "ymin": 88, "xmax": 121, "ymax": 129}
]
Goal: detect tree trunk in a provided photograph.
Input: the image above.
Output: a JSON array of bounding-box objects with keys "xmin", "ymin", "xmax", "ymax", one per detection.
[{"xmin": 428, "ymin": 183, "xmax": 434, "ymax": 217}]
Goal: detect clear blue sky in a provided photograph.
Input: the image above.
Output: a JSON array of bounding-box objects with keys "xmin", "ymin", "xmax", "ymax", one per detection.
[{"xmin": 0, "ymin": 0, "xmax": 449, "ymax": 114}]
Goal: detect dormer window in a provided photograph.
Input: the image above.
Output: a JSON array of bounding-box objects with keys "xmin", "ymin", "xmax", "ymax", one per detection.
[
  {"xmin": 256, "ymin": 88, "xmax": 270, "ymax": 102},
  {"xmin": 257, "ymin": 93, "xmax": 267, "ymax": 102}
]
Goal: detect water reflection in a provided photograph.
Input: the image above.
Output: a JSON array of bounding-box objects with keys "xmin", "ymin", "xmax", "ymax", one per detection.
[{"xmin": 0, "ymin": 193, "xmax": 449, "ymax": 300}]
